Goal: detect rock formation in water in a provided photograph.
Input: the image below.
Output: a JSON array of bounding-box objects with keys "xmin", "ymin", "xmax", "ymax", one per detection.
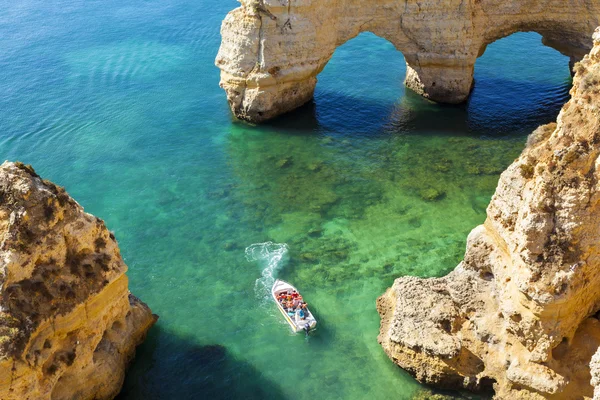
[
  {"xmin": 378, "ymin": 28, "xmax": 600, "ymax": 399},
  {"xmin": 216, "ymin": 0, "xmax": 600, "ymax": 122},
  {"xmin": 0, "ymin": 162, "xmax": 157, "ymax": 400}
]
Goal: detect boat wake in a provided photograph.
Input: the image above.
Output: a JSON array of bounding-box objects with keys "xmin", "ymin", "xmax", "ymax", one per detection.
[{"xmin": 245, "ymin": 242, "xmax": 289, "ymax": 303}]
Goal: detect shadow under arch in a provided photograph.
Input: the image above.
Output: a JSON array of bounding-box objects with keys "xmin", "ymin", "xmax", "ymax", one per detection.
[
  {"xmin": 477, "ymin": 20, "xmax": 593, "ymax": 68},
  {"xmin": 257, "ymin": 31, "xmax": 571, "ymax": 140},
  {"xmin": 260, "ymin": 32, "xmax": 408, "ymax": 135},
  {"xmin": 466, "ymin": 31, "xmax": 572, "ymax": 135}
]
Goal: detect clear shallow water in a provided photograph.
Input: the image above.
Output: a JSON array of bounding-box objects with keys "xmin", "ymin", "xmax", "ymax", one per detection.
[{"xmin": 0, "ymin": 1, "xmax": 572, "ymax": 399}]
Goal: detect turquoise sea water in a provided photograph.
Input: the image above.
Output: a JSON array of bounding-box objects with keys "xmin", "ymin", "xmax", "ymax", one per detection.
[{"xmin": 0, "ymin": 1, "xmax": 572, "ymax": 399}]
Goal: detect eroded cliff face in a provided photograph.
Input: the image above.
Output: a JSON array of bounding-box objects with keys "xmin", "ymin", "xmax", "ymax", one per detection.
[
  {"xmin": 216, "ymin": 0, "xmax": 600, "ymax": 122},
  {"xmin": 0, "ymin": 162, "xmax": 157, "ymax": 400},
  {"xmin": 378, "ymin": 29, "xmax": 600, "ymax": 399}
]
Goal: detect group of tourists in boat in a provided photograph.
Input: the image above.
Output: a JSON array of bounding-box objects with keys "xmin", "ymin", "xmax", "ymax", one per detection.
[
  {"xmin": 276, "ymin": 290, "xmax": 309, "ymax": 319},
  {"xmin": 271, "ymin": 279, "xmax": 318, "ymax": 334}
]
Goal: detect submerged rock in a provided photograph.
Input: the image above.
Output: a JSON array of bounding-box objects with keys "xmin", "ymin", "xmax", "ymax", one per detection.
[
  {"xmin": 378, "ymin": 28, "xmax": 600, "ymax": 399},
  {"xmin": 276, "ymin": 157, "xmax": 292, "ymax": 169},
  {"xmin": 0, "ymin": 161, "xmax": 157, "ymax": 400},
  {"xmin": 433, "ymin": 159, "xmax": 453, "ymax": 173},
  {"xmin": 223, "ymin": 241, "xmax": 239, "ymax": 251},
  {"xmin": 307, "ymin": 161, "xmax": 324, "ymax": 172},
  {"xmin": 419, "ymin": 188, "xmax": 446, "ymax": 202},
  {"xmin": 300, "ymin": 252, "xmax": 318, "ymax": 263},
  {"xmin": 307, "ymin": 227, "xmax": 323, "ymax": 237}
]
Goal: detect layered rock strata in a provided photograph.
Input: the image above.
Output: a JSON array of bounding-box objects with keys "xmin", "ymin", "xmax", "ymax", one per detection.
[
  {"xmin": 378, "ymin": 29, "xmax": 600, "ymax": 399},
  {"xmin": 216, "ymin": 0, "xmax": 600, "ymax": 122},
  {"xmin": 0, "ymin": 162, "xmax": 157, "ymax": 400}
]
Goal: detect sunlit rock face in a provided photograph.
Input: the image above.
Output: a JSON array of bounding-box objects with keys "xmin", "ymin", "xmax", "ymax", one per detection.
[
  {"xmin": 378, "ymin": 28, "xmax": 600, "ymax": 399},
  {"xmin": 215, "ymin": 0, "xmax": 600, "ymax": 122},
  {"xmin": 0, "ymin": 161, "xmax": 157, "ymax": 400}
]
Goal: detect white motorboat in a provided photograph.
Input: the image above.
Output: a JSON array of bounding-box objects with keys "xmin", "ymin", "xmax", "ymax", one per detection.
[{"xmin": 271, "ymin": 279, "xmax": 317, "ymax": 334}]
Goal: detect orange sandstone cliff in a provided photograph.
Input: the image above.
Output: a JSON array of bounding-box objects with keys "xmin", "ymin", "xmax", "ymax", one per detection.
[
  {"xmin": 378, "ymin": 27, "xmax": 600, "ymax": 399},
  {"xmin": 0, "ymin": 162, "xmax": 156, "ymax": 400}
]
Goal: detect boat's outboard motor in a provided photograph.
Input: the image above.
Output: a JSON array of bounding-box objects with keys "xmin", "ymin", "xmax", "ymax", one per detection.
[{"xmin": 303, "ymin": 323, "xmax": 311, "ymax": 336}]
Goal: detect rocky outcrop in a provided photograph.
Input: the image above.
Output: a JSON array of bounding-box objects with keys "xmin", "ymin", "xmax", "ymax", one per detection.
[
  {"xmin": 0, "ymin": 162, "xmax": 157, "ymax": 400},
  {"xmin": 378, "ymin": 28, "xmax": 600, "ymax": 399},
  {"xmin": 216, "ymin": 0, "xmax": 600, "ymax": 122},
  {"xmin": 591, "ymin": 348, "xmax": 600, "ymax": 400}
]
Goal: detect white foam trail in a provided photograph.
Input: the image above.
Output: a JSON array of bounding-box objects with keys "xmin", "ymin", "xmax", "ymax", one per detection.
[{"xmin": 245, "ymin": 242, "xmax": 289, "ymax": 302}]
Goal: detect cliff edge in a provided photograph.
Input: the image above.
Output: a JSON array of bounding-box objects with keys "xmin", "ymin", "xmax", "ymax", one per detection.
[
  {"xmin": 0, "ymin": 161, "xmax": 157, "ymax": 400},
  {"xmin": 378, "ymin": 28, "xmax": 600, "ymax": 399}
]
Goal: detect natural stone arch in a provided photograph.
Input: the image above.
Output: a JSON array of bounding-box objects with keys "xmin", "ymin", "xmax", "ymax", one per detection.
[
  {"xmin": 216, "ymin": 0, "xmax": 600, "ymax": 123},
  {"xmin": 479, "ymin": 19, "xmax": 595, "ymax": 72}
]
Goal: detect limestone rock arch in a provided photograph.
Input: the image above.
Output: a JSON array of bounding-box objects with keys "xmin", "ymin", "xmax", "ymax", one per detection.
[{"xmin": 216, "ymin": 0, "xmax": 600, "ymax": 123}]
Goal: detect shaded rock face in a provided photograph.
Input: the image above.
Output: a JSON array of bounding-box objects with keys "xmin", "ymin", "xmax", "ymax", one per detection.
[
  {"xmin": 0, "ymin": 162, "xmax": 157, "ymax": 400},
  {"xmin": 378, "ymin": 29, "xmax": 600, "ymax": 399},
  {"xmin": 216, "ymin": 0, "xmax": 600, "ymax": 122}
]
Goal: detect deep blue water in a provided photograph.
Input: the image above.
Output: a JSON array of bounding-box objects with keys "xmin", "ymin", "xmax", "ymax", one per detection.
[{"xmin": 0, "ymin": 1, "xmax": 571, "ymax": 399}]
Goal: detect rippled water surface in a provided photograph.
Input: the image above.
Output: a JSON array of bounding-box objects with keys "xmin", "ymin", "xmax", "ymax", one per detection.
[{"xmin": 0, "ymin": 1, "xmax": 572, "ymax": 399}]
